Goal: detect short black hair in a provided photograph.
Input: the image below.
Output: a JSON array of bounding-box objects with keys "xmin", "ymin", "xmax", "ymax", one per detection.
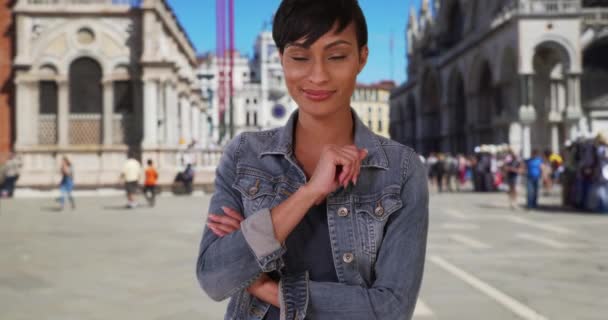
[
  {"xmin": 147, "ymin": 159, "xmax": 153, "ymax": 165},
  {"xmin": 272, "ymin": 0, "xmax": 368, "ymax": 54}
]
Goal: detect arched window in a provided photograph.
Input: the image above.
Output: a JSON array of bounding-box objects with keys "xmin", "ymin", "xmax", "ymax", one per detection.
[
  {"xmin": 39, "ymin": 81, "xmax": 58, "ymax": 145},
  {"xmin": 39, "ymin": 81, "xmax": 58, "ymax": 115},
  {"xmin": 69, "ymin": 57, "xmax": 102, "ymax": 114},
  {"xmin": 68, "ymin": 57, "xmax": 103, "ymax": 144}
]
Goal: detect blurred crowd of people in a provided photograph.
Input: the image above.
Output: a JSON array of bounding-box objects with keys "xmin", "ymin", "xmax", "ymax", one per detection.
[
  {"xmin": 0, "ymin": 151, "xmax": 197, "ymax": 210},
  {"xmin": 420, "ymin": 145, "xmax": 564, "ymax": 210},
  {"xmin": 561, "ymin": 134, "xmax": 608, "ymax": 212}
]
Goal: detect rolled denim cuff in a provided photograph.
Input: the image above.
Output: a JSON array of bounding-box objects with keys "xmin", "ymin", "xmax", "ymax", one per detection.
[
  {"xmin": 241, "ymin": 208, "xmax": 286, "ymax": 272},
  {"xmin": 279, "ymin": 271, "xmax": 309, "ymax": 320}
]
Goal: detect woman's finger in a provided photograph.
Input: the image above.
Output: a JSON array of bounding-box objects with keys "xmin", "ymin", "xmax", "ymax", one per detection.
[
  {"xmin": 344, "ymin": 148, "xmax": 362, "ymax": 186},
  {"xmin": 330, "ymin": 151, "xmax": 355, "ymax": 185},
  {"xmin": 337, "ymin": 147, "xmax": 360, "ymax": 187},
  {"xmin": 208, "ymin": 214, "xmax": 241, "ymax": 230},
  {"xmin": 208, "ymin": 221, "xmax": 238, "ymax": 234},
  {"xmin": 207, "ymin": 223, "xmax": 228, "ymax": 237},
  {"xmin": 222, "ymin": 207, "xmax": 244, "ymax": 222},
  {"xmin": 337, "ymin": 148, "xmax": 358, "ymax": 187}
]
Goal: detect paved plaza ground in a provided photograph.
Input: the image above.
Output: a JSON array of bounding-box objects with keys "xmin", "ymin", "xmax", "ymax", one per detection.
[{"xmin": 0, "ymin": 189, "xmax": 606, "ymax": 319}]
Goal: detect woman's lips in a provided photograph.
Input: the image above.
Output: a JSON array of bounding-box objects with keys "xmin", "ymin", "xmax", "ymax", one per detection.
[{"xmin": 301, "ymin": 89, "xmax": 336, "ymax": 102}]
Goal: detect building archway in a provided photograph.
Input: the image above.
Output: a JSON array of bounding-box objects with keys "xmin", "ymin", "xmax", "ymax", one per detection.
[
  {"xmin": 582, "ymin": 38, "xmax": 608, "ymax": 110},
  {"xmin": 497, "ymin": 47, "xmax": 519, "ymax": 147},
  {"xmin": 532, "ymin": 41, "xmax": 571, "ymax": 153},
  {"xmin": 421, "ymin": 70, "xmax": 441, "ymax": 154},
  {"xmin": 477, "ymin": 61, "xmax": 496, "ymax": 145},
  {"xmin": 448, "ymin": 69, "xmax": 467, "ymax": 154}
]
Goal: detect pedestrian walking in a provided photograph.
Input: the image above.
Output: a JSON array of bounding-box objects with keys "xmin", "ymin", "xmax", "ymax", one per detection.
[
  {"xmin": 143, "ymin": 159, "xmax": 158, "ymax": 207},
  {"xmin": 121, "ymin": 153, "xmax": 141, "ymax": 208},
  {"xmin": 0, "ymin": 153, "xmax": 22, "ymax": 198},
  {"xmin": 525, "ymin": 149, "xmax": 543, "ymax": 209},
  {"xmin": 542, "ymin": 149, "xmax": 553, "ymax": 195},
  {"xmin": 445, "ymin": 153, "xmax": 458, "ymax": 192},
  {"xmin": 427, "ymin": 152, "xmax": 438, "ymax": 191},
  {"xmin": 58, "ymin": 156, "xmax": 75, "ymax": 210},
  {"xmin": 435, "ymin": 153, "xmax": 446, "ymax": 192},
  {"xmin": 196, "ymin": 1, "xmax": 428, "ymax": 318},
  {"xmin": 503, "ymin": 149, "xmax": 521, "ymax": 210}
]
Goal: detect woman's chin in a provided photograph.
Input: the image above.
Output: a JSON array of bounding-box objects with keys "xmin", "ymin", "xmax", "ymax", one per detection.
[{"xmin": 297, "ymin": 101, "xmax": 345, "ymax": 119}]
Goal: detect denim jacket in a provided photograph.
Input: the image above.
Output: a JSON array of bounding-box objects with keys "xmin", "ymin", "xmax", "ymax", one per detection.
[{"xmin": 196, "ymin": 109, "xmax": 429, "ymax": 320}]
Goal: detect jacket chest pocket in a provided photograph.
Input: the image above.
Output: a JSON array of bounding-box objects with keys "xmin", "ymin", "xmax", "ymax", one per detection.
[
  {"xmin": 354, "ymin": 185, "xmax": 403, "ymax": 257},
  {"xmin": 232, "ymin": 172, "xmax": 276, "ymax": 217}
]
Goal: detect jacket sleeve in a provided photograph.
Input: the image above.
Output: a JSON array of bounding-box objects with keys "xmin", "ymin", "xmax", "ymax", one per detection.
[
  {"xmin": 279, "ymin": 151, "xmax": 429, "ymax": 319},
  {"xmin": 196, "ymin": 134, "xmax": 286, "ymax": 301}
]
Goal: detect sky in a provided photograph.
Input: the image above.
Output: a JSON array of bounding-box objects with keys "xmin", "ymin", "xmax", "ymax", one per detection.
[{"xmin": 168, "ymin": 0, "xmax": 419, "ymax": 85}]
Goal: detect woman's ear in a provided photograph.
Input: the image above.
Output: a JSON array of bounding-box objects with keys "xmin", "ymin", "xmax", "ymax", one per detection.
[{"xmin": 358, "ymin": 45, "xmax": 369, "ymax": 74}]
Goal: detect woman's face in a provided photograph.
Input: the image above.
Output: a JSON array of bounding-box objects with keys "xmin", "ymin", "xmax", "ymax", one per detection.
[{"xmin": 280, "ymin": 22, "xmax": 368, "ymax": 119}]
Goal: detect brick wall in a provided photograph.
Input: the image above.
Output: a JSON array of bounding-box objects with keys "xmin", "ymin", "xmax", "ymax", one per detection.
[{"xmin": 0, "ymin": 2, "xmax": 14, "ymax": 163}]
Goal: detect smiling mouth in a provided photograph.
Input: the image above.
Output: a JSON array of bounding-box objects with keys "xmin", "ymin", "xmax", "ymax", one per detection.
[{"xmin": 301, "ymin": 89, "xmax": 337, "ymax": 102}]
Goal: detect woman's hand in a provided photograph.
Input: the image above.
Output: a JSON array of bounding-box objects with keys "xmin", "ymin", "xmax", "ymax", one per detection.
[
  {"xmin": 307, "ymin": 145, "xmax": 368, "ymax": 204},
  {"xmin": 247, "ymin": 273, "xmax": 279, "ymax": 307},
  {"xmin": 206, "ymin": 206, "xmax": 244, "ymax": 237}
]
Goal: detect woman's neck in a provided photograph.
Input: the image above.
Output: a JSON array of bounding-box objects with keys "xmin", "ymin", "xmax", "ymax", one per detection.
[{"xmin": 295, "ymin": 107, "xmax": 354, "ymax": 148}]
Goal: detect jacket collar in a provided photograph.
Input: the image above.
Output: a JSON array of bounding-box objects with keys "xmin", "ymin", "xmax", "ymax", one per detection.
[{"xmin": 260, "ymin": 108, "xmax": 389, "ymax": 169}]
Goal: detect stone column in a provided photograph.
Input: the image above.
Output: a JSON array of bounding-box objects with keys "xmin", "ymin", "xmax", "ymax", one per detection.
[
  {"xmin": 565, "ymin": 74, "xmax": 583, "ymax": 140},
  {"xmin": 57, "ymin": 79, "xmax": 69, "ymax": 147},
  {"xmin": 14, "ymin": 74, "xmax": 35, "ymax": 147},
  {"xmin": 519, "ymin": 74, "xmax": 536, "ymax": 158},
  {"xmin": 142, "ymin": 79, "xmax": 158, "ymax": 148},
  {"xmin": 157, "ymin": 82, "xmax": 167, "ymax": 144},
  {"xmin": 180, "ymin": 95, "xmax": 192, "ymax": 144},
  {"xmin": 31, "ymin": 81, "xmax": 40, "ymax": 145},
  {"xmin": 102, "ymin": 80, "xmax": 114, "ymax": 146},
  {"xmin": 199, "ymin": 110, "xmax": 207, "ymax": 147},
  {"xmin": 551, "ymin": 125, "xmax": 560, "ymax": 153},
  {"xmin": 165, "ymin": 84, "xmax": 178, "ymax": 146},
  {"xmin": 192, "ymin": 105, "xmax": 200, "ymax": 144}
]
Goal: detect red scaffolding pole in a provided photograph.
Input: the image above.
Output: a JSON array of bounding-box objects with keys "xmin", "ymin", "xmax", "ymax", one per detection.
[{"xmin": 216, "ymin": 0, "xmax": 234, "ymax": 140}]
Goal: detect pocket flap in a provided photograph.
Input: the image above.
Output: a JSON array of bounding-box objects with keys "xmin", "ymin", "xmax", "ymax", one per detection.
[{"xmin": 355, "ymin": 185, "xmax": 403, "ymax": 221}]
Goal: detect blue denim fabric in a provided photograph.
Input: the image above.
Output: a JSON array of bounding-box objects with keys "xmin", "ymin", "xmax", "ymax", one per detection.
[
  {"xmin": 527, "ymin": 177, "xmax": 540, "ymax": 208},
  {"xmin": 196, "ymin": 109, "xmax": 429, "ymax": 319}
]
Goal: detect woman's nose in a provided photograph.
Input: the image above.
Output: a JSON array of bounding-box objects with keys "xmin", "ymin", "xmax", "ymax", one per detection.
[{"xmin": 308, "ymin": 60, "xmax": 330, "ymax": 84}]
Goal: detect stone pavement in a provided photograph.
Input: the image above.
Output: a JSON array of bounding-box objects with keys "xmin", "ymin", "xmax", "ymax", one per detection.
[{"xmin": 0, "ymin": 190, "xmax": 606, "ymax": 319}]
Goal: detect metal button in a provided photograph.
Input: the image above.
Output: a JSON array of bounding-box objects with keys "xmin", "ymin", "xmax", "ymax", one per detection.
[
  {"xmin": 374, "ymin": 205, "xmax": 385, "ymax": 216},
  {"xmin": 248, "ymin": 186, "xmax": 259, "ymax": 196},
  {"xmin": 343, "ymin": 253, "xmax": 354, "ymax": 263},
  {"xmin": 337, "ymin": 207, "xmax": 349, "ymax": 217},
  {"xmin": 249, "ymin": 307, "xmax": 264, "ymax": 317}
]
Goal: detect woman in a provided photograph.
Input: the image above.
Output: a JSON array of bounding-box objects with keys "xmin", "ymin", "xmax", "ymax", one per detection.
[
  {"xmin": 59, "ymin": 156, "xmax": 75, "ymax": 210},
  {"xmin": 503, "ymin": 149, "xmax": 521, "ymax": 210},
  {"xmin": 196, "ymin": 1, "xmax": 429, "ymax": 319}
]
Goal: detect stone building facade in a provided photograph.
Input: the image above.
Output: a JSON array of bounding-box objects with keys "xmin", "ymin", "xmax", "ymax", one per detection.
[
  {"xmin": 390, "ymin": 0, "xmax": 608, "ymax": 157},
  {"xmin": 12, "ymin": 0, "xmax": 205, "ymax": 187},
  {"xmin": 352, "ymin": 81, "xmax": 395, "ymax": 138}
]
